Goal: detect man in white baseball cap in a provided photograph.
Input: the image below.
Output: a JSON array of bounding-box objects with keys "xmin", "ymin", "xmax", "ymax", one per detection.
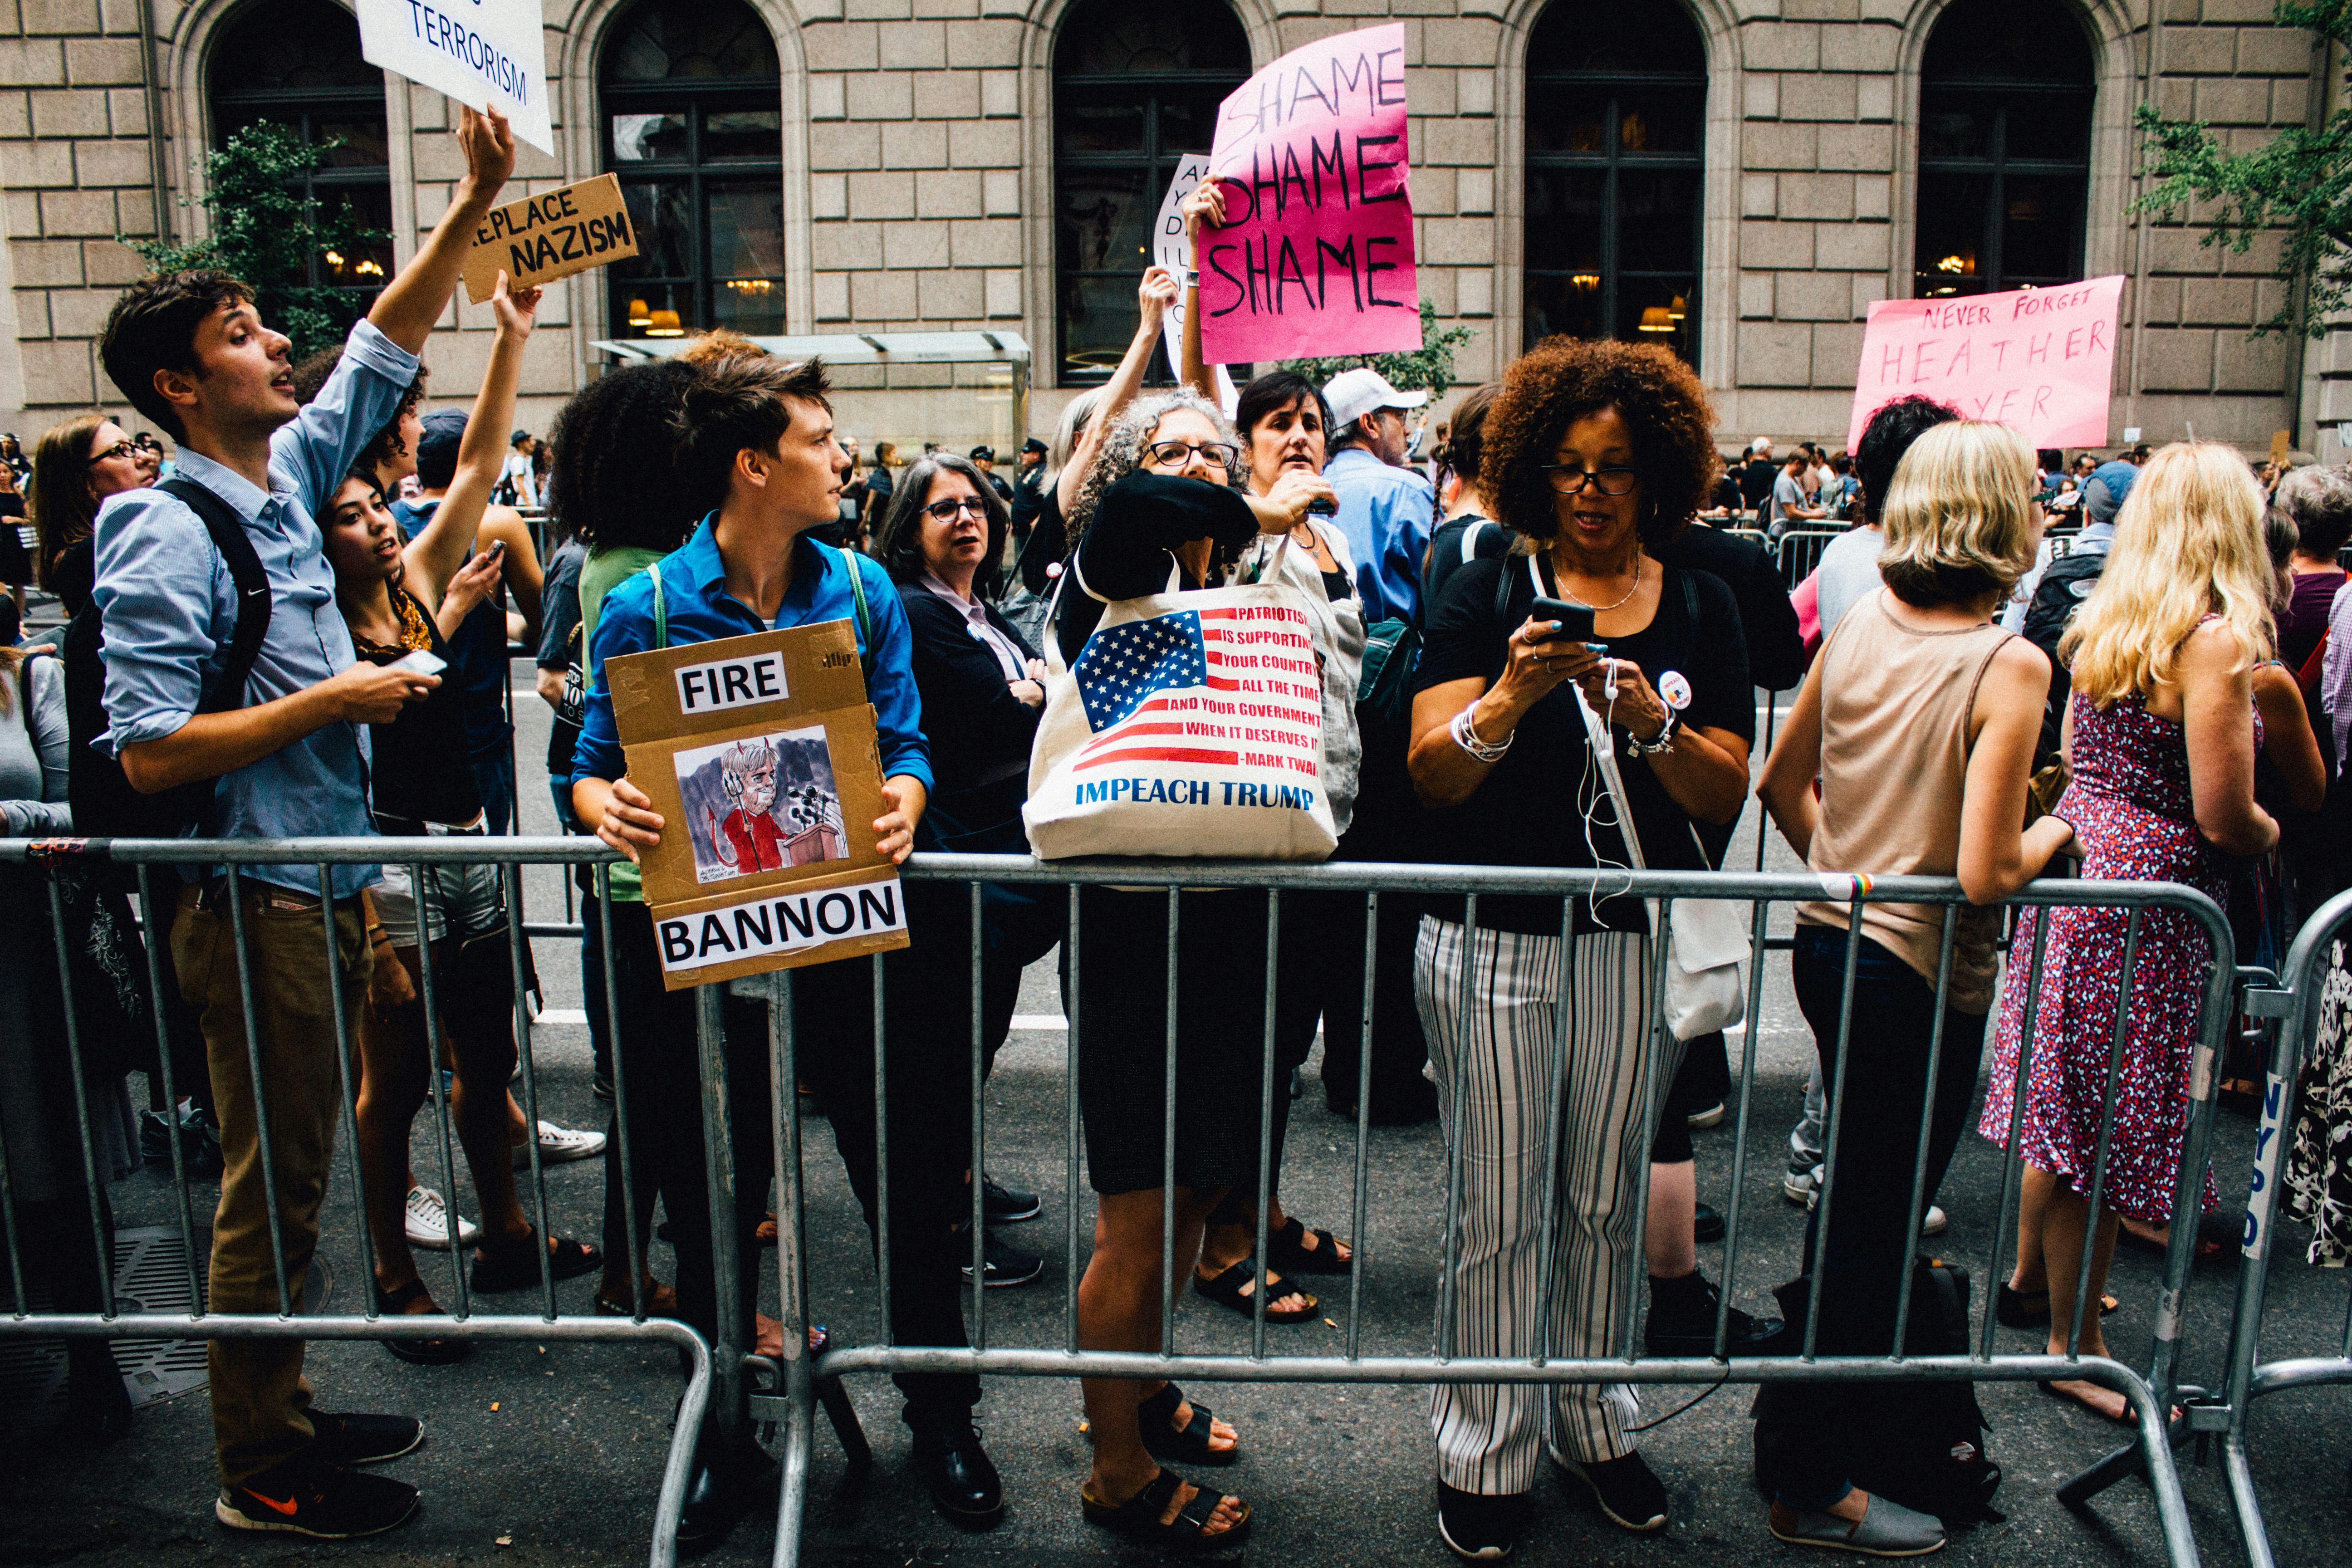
[{"xmin": 1322, "ymin": 366, "xmax": 1435, "ymax": 623}]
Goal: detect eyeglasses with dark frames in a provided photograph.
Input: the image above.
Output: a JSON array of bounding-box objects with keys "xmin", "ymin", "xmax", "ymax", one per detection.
[
  {"xmin": 921, "ymin": 496, "xmax": 990, "ymax": 522},
  {"xmin": 86, "ymin": 440, "xmax": 136, "ymax": 465},
  {"xmin": 1144, "ymin": 440, "xmax": 1241, "ymax": 472},
  {"xmin": 1539, "ymin": 464, "xmax": 1640, "ymax": 496}
]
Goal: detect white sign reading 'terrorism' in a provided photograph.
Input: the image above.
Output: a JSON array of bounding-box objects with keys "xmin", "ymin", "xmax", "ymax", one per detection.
[{"xmin": 356, "ymin": 0, "xmax": 555, "ymax": 155}]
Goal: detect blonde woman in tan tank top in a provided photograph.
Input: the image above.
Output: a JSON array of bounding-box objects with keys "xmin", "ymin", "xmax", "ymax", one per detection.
[{"xmin": 1754, "ymin": 421, "xmax": 2073, "ymax": 1555}]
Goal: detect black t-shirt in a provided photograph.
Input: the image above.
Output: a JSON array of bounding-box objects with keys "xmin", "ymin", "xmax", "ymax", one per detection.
[
  {"xmin": 1410, "ymin": 554, "xmax": 1753, "ymax": 935},
  {"xmin": 1424, "ymin": 513, "xmax": 1506, "ymax": 615},
  {"xmin": 359, "ymin": 589, "xmax": 485, "ymax": 830},
  {"xmin": 1739, "ymin": 458, "xmax": 1778, "ymax": 512}
]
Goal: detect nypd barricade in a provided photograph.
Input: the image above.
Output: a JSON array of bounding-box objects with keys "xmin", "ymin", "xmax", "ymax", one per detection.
[
  {"xmin": 604, "ymin": 619, "xmax": 910, "ymax": 988},
  {"xmin": 1025, "ymin": 560, "xmax": 1338, "ymax": 861}
]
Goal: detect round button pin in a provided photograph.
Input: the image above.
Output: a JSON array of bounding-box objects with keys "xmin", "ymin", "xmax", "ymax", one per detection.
[{"xmin": 1658, "ymin": 670, "xmax": 1693, "ymax": 710}]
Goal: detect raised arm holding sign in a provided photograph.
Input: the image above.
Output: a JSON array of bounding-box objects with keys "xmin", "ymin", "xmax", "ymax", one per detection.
[
  {"xmin": 1197, "ymin": 22, "xmax": 1421, "ymax": 365},
  {"xmin": 358, "ymin": 0, "xmax": 555, "ymax": 155}
]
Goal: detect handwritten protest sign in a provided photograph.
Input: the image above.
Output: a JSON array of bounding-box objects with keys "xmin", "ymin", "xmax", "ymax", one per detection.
[
  {"xmin": 1200, "ymin": 23, "xmax": 1419, "ymax": 364},
  {"xmin": 357, "ymin": 0, "xmax": 554, "ymax": 155},
  {"xmin": 607, "ymin": 622, "xmax": 907, "ymax": 990},
  {"xmin": 1154, "ymin": 156, "xmax": 1238, "ymax": 415},
  {"xmin": 1847, "ymin": 276, "xmax": 2124, "ymax": 451},
  {"xmin": 462, "ymin": 174, "xmax": 638, "ymax": 303}
]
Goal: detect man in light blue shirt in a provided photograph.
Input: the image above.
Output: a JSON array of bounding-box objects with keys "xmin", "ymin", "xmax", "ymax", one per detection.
[
  {"xmin": 89, "ymin": 105, "xmax": 517, "ymax": 1541},
  {"xmin": 1322, "ymin": 366, "xmax": 1435, "ymax": 624}
]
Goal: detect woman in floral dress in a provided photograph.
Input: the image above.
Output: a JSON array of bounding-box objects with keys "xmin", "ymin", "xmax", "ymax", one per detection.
[{"xmin": 1980, "ymin": 442, "xmax": 2280, "ymax": 1424}]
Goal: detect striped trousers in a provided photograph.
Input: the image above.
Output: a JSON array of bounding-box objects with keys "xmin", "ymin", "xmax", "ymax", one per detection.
[{"xmin": 1416, "ymin": 916, "xmax": 1678, "ymax": 1494}]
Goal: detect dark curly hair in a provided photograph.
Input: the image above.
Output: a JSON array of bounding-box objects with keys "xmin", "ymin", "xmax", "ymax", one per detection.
[
  {"xmin": 288, "ymin": 346, "xmax": 427, "ymax": 480},
  {"xmin": 544, "ymin": 359, "xmax": 713, "ymax": 552},
  {"xmin": 1479, "ymin": 339, "xmax": 1716, "ymax": 553}
]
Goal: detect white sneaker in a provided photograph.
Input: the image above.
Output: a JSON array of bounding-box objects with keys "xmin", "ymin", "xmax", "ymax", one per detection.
[
  {"xmin": 1922, "ymin": 1205, "xmax": 1948, "ymax": 1237},
  {"xmin": 1784, "ymin": 1165, "xmax": 1820, "ymax": 1205},
  {"xmin": 406, "ymin": 1185, "xmax": 480, "ymax": 1250},
  {"xmin": 514, "ymin": 1119, "xmax": 607, "ymax": 1169}
]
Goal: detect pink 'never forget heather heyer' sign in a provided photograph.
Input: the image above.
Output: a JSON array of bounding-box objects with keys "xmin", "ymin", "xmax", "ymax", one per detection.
[
  {"xmin": 1200, "ymin": 23, "xmax": 1422, "ymax": 365},
  {"xmin": 1848, "ymin": 275, "xmax": 2126, "ymax": 451}
]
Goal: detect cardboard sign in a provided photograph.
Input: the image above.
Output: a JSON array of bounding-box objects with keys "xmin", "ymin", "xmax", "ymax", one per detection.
[
  {"xmin": 1200, "ymin": 23, "xmax": 1420, "ymax": 364},
  {"xmin": 356, "ymin": 0, "xmax": 555, "ymax": 155},
  {"xmin": 606, "ymin": 621, "xmax": 908, "ymax": 990},
  {"xmin": 1152, "ymin": 156, "xmax": 1239, "ymax": 416},
  {"xmin": 2271, "ymin": 429, "xmax": 2292, "ymax": 466},
  {"xmin": 462, "ymin": 174, "xmax": 638, "ymax": 303},
  {"xmin": 1847, "ymin": 276, "xmax": 2124, "ymax": 451}
]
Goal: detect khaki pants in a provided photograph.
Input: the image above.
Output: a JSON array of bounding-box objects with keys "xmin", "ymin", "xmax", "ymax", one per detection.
[{"xmin": 172, "ymin": 879, "xmax": 372, "ymax": 1487}]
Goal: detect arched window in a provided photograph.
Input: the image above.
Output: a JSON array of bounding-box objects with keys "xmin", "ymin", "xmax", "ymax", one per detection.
[
  {"xmin": 1523, "ymin": 0, "xmax": 1705, "ymax": 359},
  {"xmin": 208, "ymin": 0, "xmax": 392, "ymax": 301},
  {"xmin": 1052, "ymin": 0, "xmax": 1251, "ymax": 385},
  {"xmin": 1912, "ymin": 0, "xmax": 2093, "ymax": 297},
  {"xmin": 601, "ymin": 0, "xmax": 784, "ymax": 339}
]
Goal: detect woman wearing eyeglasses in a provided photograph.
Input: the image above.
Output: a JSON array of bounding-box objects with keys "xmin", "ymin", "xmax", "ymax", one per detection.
[
  {"xmin": 1403, "ymin": 339, "xmax": 1754, "ymax": 1557},
  {"xmin": 27, "ymin": 416, "xmax": 149, "ymax": 620},
  {"xmin": 1051, "ymin": 388, "xmax": 1335, "ymax": 1554},
  {"xmin": 872, "ymin": 451, "xmax": 1054, "ymax": 1287}
]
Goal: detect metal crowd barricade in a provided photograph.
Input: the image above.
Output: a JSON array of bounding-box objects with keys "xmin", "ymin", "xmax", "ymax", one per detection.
[
  {"xmin": 746, "ymin": 855, "xmax": 2234, "ymax": 1568},
  {"xmin": 2171, "ymin": 883, "xmax": 2352, "ymax": 1568},
  {"xmin": 1774, "ymin": 527, "xmax": 1845, "ymax": 588},
  {"xmin": 0, "ymin": 836, "xmax": 710, "ymax": 1568}
]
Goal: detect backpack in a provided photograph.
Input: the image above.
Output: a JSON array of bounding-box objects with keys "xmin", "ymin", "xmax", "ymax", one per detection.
[
  {"xmin": 63, "ymin": 478, "xmax": 271, "ymax": 838},
  {"xmin": 1752, "ymin": 1258, "xmax": 2004, "ymax": 1525}
]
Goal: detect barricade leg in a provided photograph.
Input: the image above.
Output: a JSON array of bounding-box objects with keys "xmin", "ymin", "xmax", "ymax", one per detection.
[
  {"xmin": 696, "ymin": 984, "xmax": 750, "ymax": 1450},
  {"xmin": 768, "ymin": 970, "xmax": 818, "ymax": 1568}
]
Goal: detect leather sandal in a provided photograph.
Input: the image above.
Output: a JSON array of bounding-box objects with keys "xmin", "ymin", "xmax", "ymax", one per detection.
[
  {"xmin": 1266, "ymin": 1215, "xmax": 1352, "ymax": 1275},
  {"xmin": 1138, "ymin": 1382, "xmax": 1236, "ymax": 1467},
  {"xmin": 1081, "ymin": 1467, "xmax": 1252, "ymax": 1553},
  {"xmin": 471, "ymin": 1230, "xmax": 602, "ymax": 1294},
  {"xmin": 1995, "ymin": 1281, "xmax": 2118, "ymax": 1328},
  {"xmin": 1192, "ymin": 1260, "xmax": 1318, "ymax": 1323},
  {"xmin": 594, "ymin": 1280, "xmax": 680, "ymax": 1318},
  {"xmin": 373, "ymin": 1276, "xmax": 470, "ymax": 1366}
]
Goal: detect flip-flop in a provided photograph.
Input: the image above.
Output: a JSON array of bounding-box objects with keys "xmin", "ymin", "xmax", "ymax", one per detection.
[
  {"xmin": 2037, "ymin": 1379, "xmax": 2181, "ymax": 1429},
  {"xmin": 1995, "ymin": 1281, "xmax": 2119, "ymax": 1328},
  {"xmin": 472, "ymin": 1231, "xmax": 602, "ymax": 1294}
]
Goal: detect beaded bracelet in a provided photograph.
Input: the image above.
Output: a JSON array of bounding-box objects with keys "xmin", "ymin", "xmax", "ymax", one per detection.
[
  {"xmin": 1450, "ymin": 705, "xmax": 1514, "ymax": 763},
  {"xmin": 1627, "ymin": 708, "xmax": 1680, "ymax": 757}
]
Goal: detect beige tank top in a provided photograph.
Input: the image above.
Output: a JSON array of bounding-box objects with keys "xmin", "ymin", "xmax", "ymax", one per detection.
[{"xmin": 1796, "ymin": 589, "xmax": 2014, "ymax": 1012}]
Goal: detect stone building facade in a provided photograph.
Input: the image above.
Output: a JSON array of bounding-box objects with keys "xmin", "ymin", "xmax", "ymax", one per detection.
[{"xmin": 0, "ymin": 0, "xmax": 2334, "ymax": 457}]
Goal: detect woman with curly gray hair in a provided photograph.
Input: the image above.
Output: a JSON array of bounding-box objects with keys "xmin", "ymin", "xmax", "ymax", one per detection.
[{"xmin": 1053, "ymin": 387, "xmax": 1331, "ymax": 1554}]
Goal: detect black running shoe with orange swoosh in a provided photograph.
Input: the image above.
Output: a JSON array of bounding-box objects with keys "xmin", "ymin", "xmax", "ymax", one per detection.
[{"xmin": 216, "ymin": 1455, "xmax": 419, "ymax": 1538}]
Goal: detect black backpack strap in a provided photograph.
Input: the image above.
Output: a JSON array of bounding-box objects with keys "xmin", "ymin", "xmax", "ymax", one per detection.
[{"xmin": 158, "ymin": 477, "xmax": 271, "ymax": 715}]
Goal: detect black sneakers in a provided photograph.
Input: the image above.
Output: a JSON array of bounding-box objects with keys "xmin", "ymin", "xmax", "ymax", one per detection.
[
  {"xmin": 960, "ymin": 1232, "xmax": 1044, "ymax": 1288},
  {"xmin": 1437, "ymin": 1482, "xmax": 1530, "ymax": 1560},
  {"xmin": 981, "ymin": 1172, "xmax": 1040, "ymax": 1224},
  {"xmin": 310, "ymin": 1411, "xmax": 424, "ymax": 1467},
  {"xmin": 1555, "ymin": 1450, "xmax": 1669, "ymax": 1533},
  {"xmin": 216, "ymin": 1454, "xmax": 419, "ymax": 1538},
  {"xmin": 1644, "ymin": 1271, "xmax": 1788, "ymax": 1358}
]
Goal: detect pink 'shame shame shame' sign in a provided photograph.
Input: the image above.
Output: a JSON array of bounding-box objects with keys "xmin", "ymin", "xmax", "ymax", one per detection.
[
  {"xmin": 1200, "ymin": 23, "xmax": 1421, "ymax": 365},
  {"xmin": 1847, "ymin": 275, "xmax": 2125, "ymax": 451}
]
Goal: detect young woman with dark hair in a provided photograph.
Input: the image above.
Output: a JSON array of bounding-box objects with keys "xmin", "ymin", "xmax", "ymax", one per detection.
[{"xmin": 27, "ymin": 414, "xmax": 147, "ymax": 619}]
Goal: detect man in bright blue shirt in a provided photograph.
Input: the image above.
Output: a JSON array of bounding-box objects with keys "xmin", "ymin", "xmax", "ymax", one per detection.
[
  {"xmin": 88, "ymin": 106, "xmax": 518, "ymax": 1541},
  {"xmin": 572, "ymin": 354, "xmax": 999, "ymax": 1548},
  {"xmin": 1322, "ymin": 365, "xmax": 1435, "ymax": 624}
]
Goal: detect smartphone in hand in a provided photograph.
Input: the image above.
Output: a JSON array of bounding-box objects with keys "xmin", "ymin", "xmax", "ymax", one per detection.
[
  {"xmin": 1531, "ymin": 596, "xmax": 1600, "ymax": 649},
  {"xmin": 391, "ymin": 648, "xmax": 448, "ymax": 676}
]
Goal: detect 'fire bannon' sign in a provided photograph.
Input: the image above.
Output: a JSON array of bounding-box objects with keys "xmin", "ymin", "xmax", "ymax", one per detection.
[
  {"xmin": 1200, "ymin": 23, "xmax": 1420, "ymax": 364},
  {"xmin": 462, "ymin": 175, "xmax": 639, "ymax": 303}
]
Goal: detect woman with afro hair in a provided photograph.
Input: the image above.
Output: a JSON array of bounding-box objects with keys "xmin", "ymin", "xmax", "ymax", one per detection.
[{"xmin": 1404, "ymin": 338, "xmax": 1755, "ymax": 1556}]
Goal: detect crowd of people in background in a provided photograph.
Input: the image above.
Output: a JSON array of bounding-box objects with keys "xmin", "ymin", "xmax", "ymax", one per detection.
[{"xmin": 8, "ymin": 131, "xmax": 2352, "ymax": 1565}]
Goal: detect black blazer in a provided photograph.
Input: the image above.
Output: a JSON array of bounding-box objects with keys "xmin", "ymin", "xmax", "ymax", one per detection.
[{"xmin": 897, "ymin": 581, "xmax": 1044, "ymax": 798}]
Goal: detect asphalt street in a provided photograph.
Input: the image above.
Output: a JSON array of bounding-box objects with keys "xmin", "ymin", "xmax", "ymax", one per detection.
[{"xmin": 4, "ymin": 678, "xmax": 2349, "ymax": 1568}]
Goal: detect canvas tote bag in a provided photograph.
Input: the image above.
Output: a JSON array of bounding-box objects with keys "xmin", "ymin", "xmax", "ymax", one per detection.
[{"xmin": 1024, "ymin": 550, "xmax": 1339, "ymax": 861}]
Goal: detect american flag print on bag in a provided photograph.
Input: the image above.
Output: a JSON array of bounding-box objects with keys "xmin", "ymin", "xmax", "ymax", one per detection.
[{"xmin": 1025, "ymin": 579, "xmax": 1338, "ymax": 862}]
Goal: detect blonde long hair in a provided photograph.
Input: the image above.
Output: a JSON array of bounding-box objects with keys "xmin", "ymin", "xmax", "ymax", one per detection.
[{"xmin": 2061, "ymin": 441, "xmax": 2273, "ymax": 704}]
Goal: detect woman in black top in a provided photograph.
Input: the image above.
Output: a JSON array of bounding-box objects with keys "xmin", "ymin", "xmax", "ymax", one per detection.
[
  {"xmin": 320, "ymin": 278, "xmax": 601, "ymax": 1359},
  {"xmin": 1403, "ymin": 339, "xmax": 1753, "ymax": 1555},
  {"xmin": 1055, "ymin": 389, "xmax": 1328, "ymax": 1555},
  {"xmin": 874, "ymin": 451, "xmax": 1056, "ymax": 1284}
]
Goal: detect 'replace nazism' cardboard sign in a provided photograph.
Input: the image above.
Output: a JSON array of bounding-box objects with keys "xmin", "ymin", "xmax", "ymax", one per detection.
[
  {"xmin": 606, "ymin": 621, "xmax": 908, "ymax": 990},
  {"xmin": 462, "ymin": 174, "xmax": 639, "ymax": 304}
]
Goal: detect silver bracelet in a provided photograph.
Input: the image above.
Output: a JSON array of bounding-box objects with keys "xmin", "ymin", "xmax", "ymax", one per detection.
[
  {"xmin": 1450, "ymin": 705, "xmax": 1514, "ymax": 762},
  {"xmin": 1627, "ymin": 707, "xmax": 1679, "ymax": 757}
]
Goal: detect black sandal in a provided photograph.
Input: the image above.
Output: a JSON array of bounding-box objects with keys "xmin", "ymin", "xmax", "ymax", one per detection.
[
  {"xmin": 1192, "ymin": 1260, "xmax": 1318, "ymax": 1323},
  {"xmin": 1266, "ymin": 1215, "xmax": 1352, "ymax": 1275},
  {"xmin": 1138, "ymin": 1382, "xmax": 1236, "ymax": 1467},
  {"xmin": 1995, "ymin": 1281, "xmax": 2119, "ymax": 1328},
  {"xmin": 1081, "ymin": 1466, "xmax": 1252, "ymax": 1553},
  {"xmin": 472, "ymin": 1230, "xmax": 603, "ymax": 1294},
  {"xmin": 373, "ymin": 1276, "xmax": 470, "ymax": 1366}
]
